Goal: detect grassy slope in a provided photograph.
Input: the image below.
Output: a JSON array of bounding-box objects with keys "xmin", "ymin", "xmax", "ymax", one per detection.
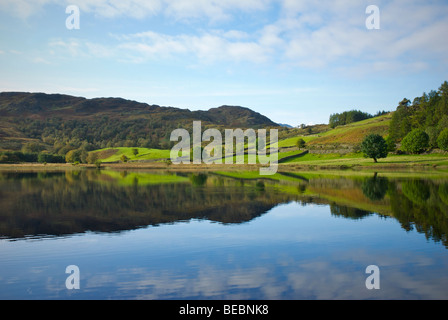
[
  {"xmin": 92, "ymin": 147, "xmax": 171, "ymax": 162},
  {"xmin": 305, "ymin": 113, "xmax": 392, "ymax": 146},
  {"xmin": 274, "ymin": 113, "xmax": 448, "ymax": 167},
  {"xmin": 90, "ymin": 113, "xmax": 447, "ymax": 168}
]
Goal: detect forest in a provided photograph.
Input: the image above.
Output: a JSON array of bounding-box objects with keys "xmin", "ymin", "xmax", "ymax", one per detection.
[
  {"xmin": 329, "ymin": 109, "xmax": 388, "ymax": 128},
  {"xmin": 388, "ymin": 81, "xmax": 448, "ymax": 149}
]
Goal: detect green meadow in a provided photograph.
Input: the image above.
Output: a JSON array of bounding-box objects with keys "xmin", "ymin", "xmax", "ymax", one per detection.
[
  {"xmin": 87, "ymin": 111, "xmax": 447, "ymax": 171},
  {"xmin": 92, "ymin": 147, "xmax": 171, "ymax": 163}
]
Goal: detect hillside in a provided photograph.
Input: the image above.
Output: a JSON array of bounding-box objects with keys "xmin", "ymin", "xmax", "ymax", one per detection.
[
  {"xmin": 88, "ymin": 113, "xmax": 394, "ymax": 165},
  {"xmin": 0, "ymin": 92, "xmax": 279, "ymax": 153},
  {"xmin": 306, "ymin": 113, "xmax": 392, "ymax": 150}
]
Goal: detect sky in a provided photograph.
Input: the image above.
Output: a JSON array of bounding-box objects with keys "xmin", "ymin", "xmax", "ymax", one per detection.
[{"xmin": 0, "ymin": 0, "xmax": 447, "ymax": 126}]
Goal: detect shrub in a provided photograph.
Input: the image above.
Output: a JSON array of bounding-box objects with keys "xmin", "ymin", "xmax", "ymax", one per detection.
[
  {"xmin": 401, "ymin": 129, "xmax": 429, "ymax": 154},
  {"xmin": 437, "ymin": 128, "xmax": 448, "ymax": 151},
  {"xmin": 0, "ymin": 152, "xmax": 38, "ymax": 163},
  {"xmin": 296, "ymin": 138, "xmax": 306, "ymax": 149},
  {"xmin": 65, "ymin": 149, "xmax": 82, "ymax": 163},
  {"xmin": 38, "ymin": 153, "xmax": 65, "ymax": 163}
]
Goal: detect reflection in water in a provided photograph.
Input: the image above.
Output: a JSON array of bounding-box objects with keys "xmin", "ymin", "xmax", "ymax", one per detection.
[
  {"xmin": 0, "ymin": 170, "xmax": 290, "ymax": 239},
  {"xmin": 1, "ymin": 169, "xmax": 448, "ymax": 300},
  {"xmin": 0, "ymin": 170, "xmax": 447, "ymax": 248},
  {"xmin": 361, "ymin": 175, "xmax": 388, "ymax": 201}
]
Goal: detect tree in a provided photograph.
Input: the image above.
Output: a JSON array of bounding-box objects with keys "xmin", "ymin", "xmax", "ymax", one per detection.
[
  {"xmin": 132, "ymin": 148, "xmax": 139, "ymax": 157},
  {"xmin": 38, "ymin": 153, "xmax": 65, "ymax": 163},
  {"xmin": 95, "ymin": 159, "xmax": 102, "ymax": 169},
  {"xmin": 329, "ymin": 110, "xmax": 373, "ymax": 128},
  {"xmin": 120, "ymin": 154, "xmax": 129, "ymax": 163},
  {"xmin": 361, "ymin": 175, "xmax": 389, "ymax": 201},
  {"xmin": 296, "ymin": 138, "xmax": 306, "ymax": 149},
  {"xmin": 401, "ymin": 129, "xmax": 429, "ymax": 154},
  {"xmin": 437, "ymin": 128, "xmax": 448, "ymax": 151},
  {"xmin": 425, "ymin": 126, "xmax": 439, "ymax": 149},
  {"xmin": 21, "ymin": 142, "xmax": 45, "ymax": 154},
  {"xmin": 360, "ymin": 134, "xmax": 388, "ymax": 163},
  {"xmin": 86, "ymin": 152, "xmax": 98, "ymax": 164},
  {"xmin": 65, "ymin": 149, "xmax": 82, "ymax": 163},
  {"xmin": 385, "ymin": 136, "xmax": 396, "ymax": 152}
]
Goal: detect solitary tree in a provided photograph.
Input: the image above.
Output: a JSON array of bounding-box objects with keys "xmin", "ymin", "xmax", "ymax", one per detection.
[
  {"xmin": 360, "ymin": 134, "xmax": 388, "ymax": 163},
  {"xmin": 296, "ymin": 138, "xmax": 306, "ymax": 149},
  {"xmin": 120, "ymin": 154, "xmax": 129, "ymax": 163},
  {"xmin": 132, "ymin": 148, "xmax": 139, "ymax": 157},
  {"xmin": 95, "ymin": 159, "xmax": 102, "ymax": 169}
]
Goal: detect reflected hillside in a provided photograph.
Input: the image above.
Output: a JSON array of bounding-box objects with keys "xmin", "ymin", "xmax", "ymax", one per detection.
[
  {"xmin": 0, "ymin": 169, "xmax": 447, "ymax": 247},
  {"xmin": 303, "ymin": 174, "xmax": 448, "ymax": 247},
  {"xmin": 0, "ymin": 170, "xmax": 299, "ymax": 239}
]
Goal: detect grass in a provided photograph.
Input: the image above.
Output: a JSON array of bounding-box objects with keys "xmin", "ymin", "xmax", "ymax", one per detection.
[
  {"xmin": 306, "ymin": 114, "xmax": 392, "ymax": 146},
  {"xmin": 280, "ymin": 152, "xmax": 448, "ymax": 168},
  {"xmin": 92, "ymin": 147, "xmax": 171, "ymax": 162},
  {"xmin": 89, "ymin": 145, "xmax": 448, "ymax": 171},
  {"xmin": 87, "ymin": 113, "xmax": 447, "ymax": 171},
  {"xmin": 277, "ymin": 136, "xmax": 300, "ymax": 148},
  {"xmin": 281, "ymin": 152, "xmax": 364, "ymax": 164},
  {"xmin": 98, "ymin": 170, "xmax": 189, "ymax": 186}
]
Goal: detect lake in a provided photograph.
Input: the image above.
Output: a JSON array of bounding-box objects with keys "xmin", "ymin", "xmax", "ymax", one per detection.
[{"xmin": 0, "ymin": 169, "xmax": 447, "ymax": 300}]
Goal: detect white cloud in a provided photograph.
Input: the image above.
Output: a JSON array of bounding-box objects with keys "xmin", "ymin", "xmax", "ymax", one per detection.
[
  {"xmin": 271, "ymin": 0, "xmax": 448, "ymax": 73},
  {"xmin": 0, "ymin": 0, "xmax": 271, "ymax": 20},
  {"xmin": 5, "ymin": 0, "xmax": 447, "ymax": 75},
  {"xmin": 74, "ymin": 0, "xmax": 163, "ymax": 19},
  {"xmin": 0, "ymin": 0, "xmax": 53, "ymax": 19},
  {"xmin": 115, "ymin": 30, "xmax": 269, "ymax": 64},
  {"xmin": 163, "ymin": 0, "xmax": 272, "ymax": 22}
]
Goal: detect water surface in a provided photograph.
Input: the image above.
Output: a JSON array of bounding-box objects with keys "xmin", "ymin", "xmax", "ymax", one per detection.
[{"xmin": 0, "ymin": 169, "xmax": 447, "ymax": 299}]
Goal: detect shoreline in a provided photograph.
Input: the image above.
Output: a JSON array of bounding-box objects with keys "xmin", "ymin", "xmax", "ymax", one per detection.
[{"xmin": 1, "ymin": 161, "xmax": 447, "ymax": 173}]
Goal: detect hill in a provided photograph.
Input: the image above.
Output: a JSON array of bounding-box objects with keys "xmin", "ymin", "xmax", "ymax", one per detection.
[
  {"xmin": 273, "ymin": 114, "xmax": 391, "ymax": 153},
  {"xmin": 0, "ymin": 92, "xmax": 279, "ymax": 153},
  {"xmin": 306, "ymin": 113, "xmax": 392, "ymax": 150}
]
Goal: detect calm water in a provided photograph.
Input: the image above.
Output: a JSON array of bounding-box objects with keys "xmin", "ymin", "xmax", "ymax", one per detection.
[{"xmin": 0, "ymin": 169, "xmax": 447, "ymax": 300}]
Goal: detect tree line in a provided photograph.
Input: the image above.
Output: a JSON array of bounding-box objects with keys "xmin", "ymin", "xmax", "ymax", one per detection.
[
  {"xmin": 329, "ymin": 110, "xmax": 388, "ymax": 128},
  {"xmin": 388, "ymin": 81, "xmax": 448, "ymax": 153}
]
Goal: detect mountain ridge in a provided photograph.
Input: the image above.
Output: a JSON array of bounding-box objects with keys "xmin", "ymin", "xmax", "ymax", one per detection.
[{"xmin": 0, "ymin": 91, "xmax": 280, "ymax": 152}]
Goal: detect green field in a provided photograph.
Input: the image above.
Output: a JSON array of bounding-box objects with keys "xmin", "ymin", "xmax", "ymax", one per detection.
[
  {"xmin": 305, "ymin": 113, "xmax": 392, "ymax": 146},
  {"xmin": 281, "ymin": 152, "xmax": 448, "ymax": 167},
  {"xmin": 88, "ymin": 112, "xmax": 448, "ymax": 170},
  {"xmin": 92, "ymin": 147, "xmax": 171, "ymax": 162},
  {"xmin": 98, "ymin": 170, "xmax": 189, "ymax": 186}
]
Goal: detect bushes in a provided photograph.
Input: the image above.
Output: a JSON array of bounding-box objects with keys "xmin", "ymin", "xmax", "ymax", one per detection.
[
  {"xmin": 0, "ymin": 151, "xmax": 65, "ymax": 163},
  {"xmin": 401, "ymin": 129, "xmax": 429, "ymax": 154},
  {"xmin": 0, "ymin": 152, "xmax": 38, "ymax": 163},
  {"xmin": 329, "ymin": 110, "xmax": 373, "ymax": 128},
  {"xmin": 37, "ymin": 153, "xmax": 65, "ymax": 163},
  {"xmin": 437, "ymin": 128, "xmax": 448, "ymax": 151}
]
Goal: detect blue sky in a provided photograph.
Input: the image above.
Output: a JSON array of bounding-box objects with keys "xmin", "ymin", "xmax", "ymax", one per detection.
[{"xmin": 0, "ymin": 0, "xmax": 447, "ymax": 126}]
